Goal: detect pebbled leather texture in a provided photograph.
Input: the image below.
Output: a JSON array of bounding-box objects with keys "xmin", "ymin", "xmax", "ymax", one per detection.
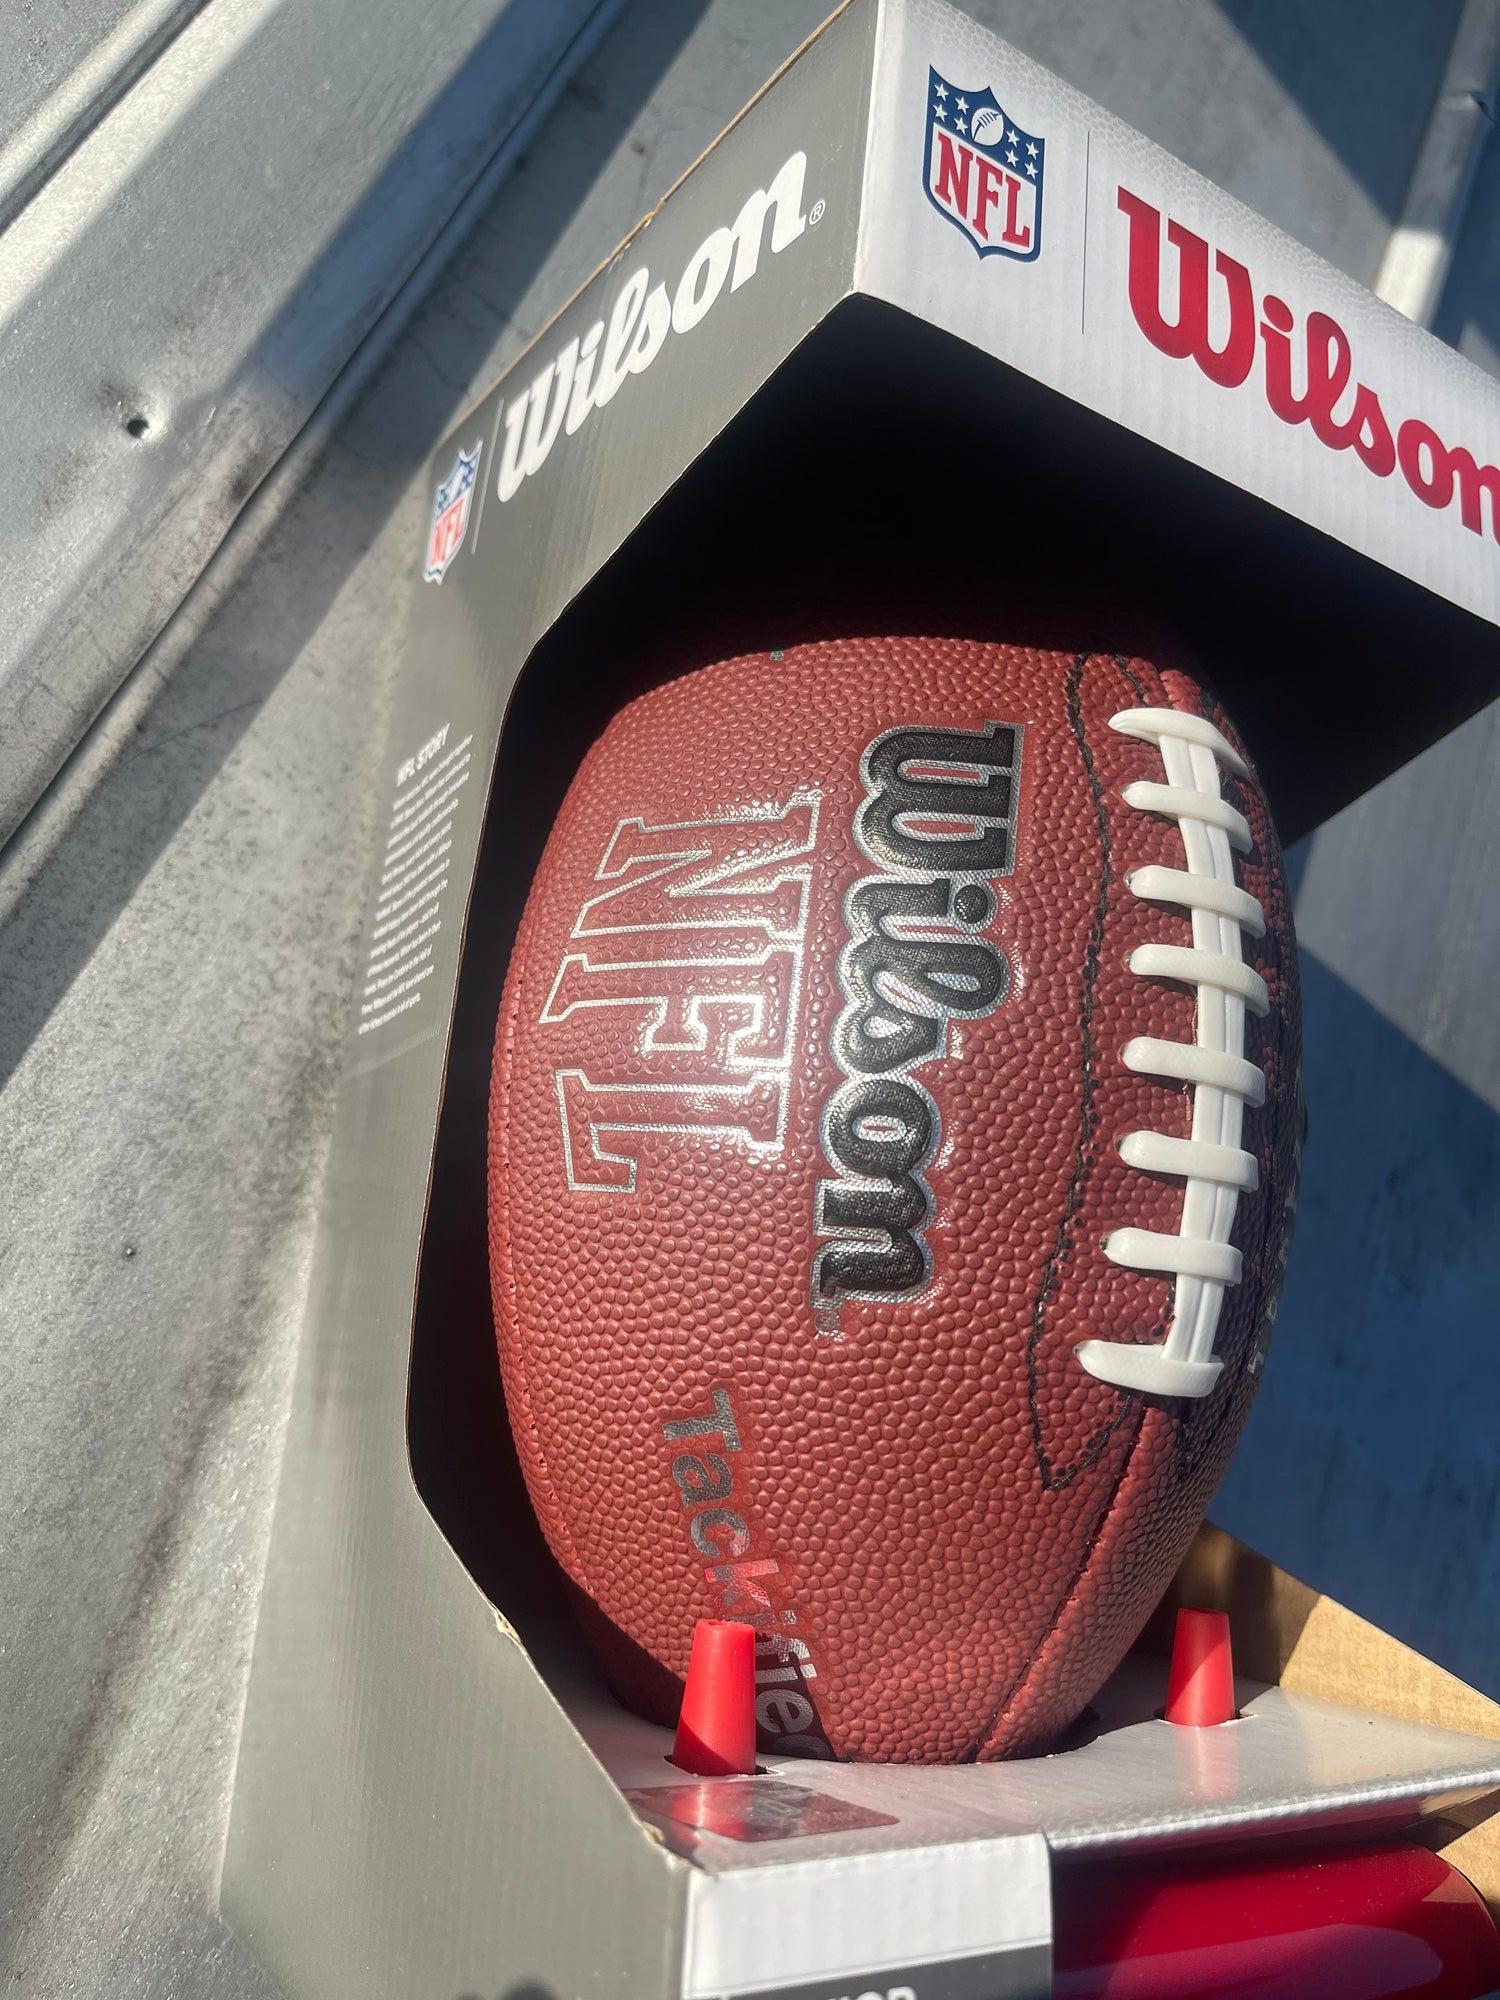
[{"xmin": 488, "ymin": 635, "xmax": 1301, "ymax": 1763}]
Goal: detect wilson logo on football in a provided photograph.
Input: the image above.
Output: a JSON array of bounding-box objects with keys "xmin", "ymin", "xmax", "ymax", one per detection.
[
  {"xmin": 923, "ymin": 66, "xmax": 1045, "ymax": 261},
  {"xmin": 813, "ymin": 722, "xmax": 1021, "ymax": 1319},
  {"xmin": 541, "ymin": 800, "xmax": 819, "ymax": 1193}
]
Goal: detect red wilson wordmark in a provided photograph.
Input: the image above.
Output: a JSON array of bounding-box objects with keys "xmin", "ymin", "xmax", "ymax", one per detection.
[{"xmin": 1118, "ymin": 186, "xmax": 1500, "ymax": 546}]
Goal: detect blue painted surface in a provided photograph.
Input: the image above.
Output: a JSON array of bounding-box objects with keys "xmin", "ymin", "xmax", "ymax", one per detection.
[
  {"xmin": 1219, "ymin": 0, "xmax": 1463, "ymax": 231},
  {"xmin": 1213, "ymin": 947, "xmax": 1500, "ymax": 1695}
]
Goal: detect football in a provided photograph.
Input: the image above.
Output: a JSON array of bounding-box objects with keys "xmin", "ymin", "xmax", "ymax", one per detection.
[
  {"xmin": 967, "ymin": 104, "xmax": 1007, "ymax": 149},
  {"xmin": 488, "ymin": 631, "xmax": 1300, "ymax": 1763}
]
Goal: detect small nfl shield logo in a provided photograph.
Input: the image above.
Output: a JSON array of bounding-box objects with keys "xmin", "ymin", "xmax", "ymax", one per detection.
[
  {"xmin": 423, "ymin": 440, "xmax": 482, "ymax": 583},
  {"xmin": 923, "ymin": 67, "xmax": 1045, "ymax": 262}
]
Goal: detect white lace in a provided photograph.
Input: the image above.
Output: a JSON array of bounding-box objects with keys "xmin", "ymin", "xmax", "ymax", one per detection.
[{"xmin": 1074, "ymin": 707, "xmax": 1268, "ymax": 1400}]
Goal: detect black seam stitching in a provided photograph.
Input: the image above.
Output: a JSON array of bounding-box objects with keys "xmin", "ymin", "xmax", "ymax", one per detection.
[
  {"xmin": 964, "ymin": 1396, "xmax": 1148, "ymax": 1760},
  {"xmin": 1026, "ymin": 652, "xmax": 1137, "ymax": 1492},
  {"xmin": 974, "ymin": 650, "xmax": 1173, "ymax": 1761},
  {"xmin": 1115, "ymin": 653, "xmax": 1149, "ymax": 704}
]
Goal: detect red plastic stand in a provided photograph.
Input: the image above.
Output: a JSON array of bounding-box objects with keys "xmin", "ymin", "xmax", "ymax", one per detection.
[
  {"xmin": 671, "ymin": 1619, "xmax": 756, "ymax": 1776},
  {"xmin": 1165, "ymin": 1607, "xmax": 1237, "ymax": 1727},
  {"xmin": 1054, "ymin": 1841, "xmax": 1500, "ymax": 1999}
]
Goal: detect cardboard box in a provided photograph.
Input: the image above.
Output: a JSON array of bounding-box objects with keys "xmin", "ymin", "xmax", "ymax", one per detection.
[
  {"xmin": 221, "ymin": 3, "xmax": 1500, "ymax": 1993},
  {"xmin": 1147, "ymin": 1523, "xmax": 1500, "ymax": 1916}
]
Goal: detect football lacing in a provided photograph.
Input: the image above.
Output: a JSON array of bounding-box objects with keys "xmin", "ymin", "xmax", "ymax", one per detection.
[{"xmin": 1074, "ymin": 706, "xmax": 1269, "ymax": 1400}]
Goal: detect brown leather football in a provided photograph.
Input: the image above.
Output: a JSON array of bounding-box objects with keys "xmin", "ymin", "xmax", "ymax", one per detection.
[{"xmin": 487, "ymin": 632, "xmax": 1300, "ymax": 1762}]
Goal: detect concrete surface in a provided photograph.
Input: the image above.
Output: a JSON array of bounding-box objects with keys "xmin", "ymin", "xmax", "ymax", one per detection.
[
  {"xmin": 0, "ymin": 0, "xmax": 1496, "ymax": 1990},
  {"xmin": 0, "ymin": 0, "xmax": 623, "ymax": 854}
]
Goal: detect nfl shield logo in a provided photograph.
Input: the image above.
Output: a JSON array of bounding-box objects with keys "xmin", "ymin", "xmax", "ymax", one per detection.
[
  {"xmin": 923, "ymin": 68, "xmax": 1045, "ymax": 261},
  {"xmin": 423, "ymin": 440, "xmax": 482, "ymax": 583}
]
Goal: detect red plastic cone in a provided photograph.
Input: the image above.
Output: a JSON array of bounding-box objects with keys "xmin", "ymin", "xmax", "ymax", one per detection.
[
  {"xmin": 1165, "ymin": 1607, "xmax": 1237, "ymax": 1726},
  {"xmin": 672, "ymin": 1619, "xmax": 756, "ymax": 1775}
]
